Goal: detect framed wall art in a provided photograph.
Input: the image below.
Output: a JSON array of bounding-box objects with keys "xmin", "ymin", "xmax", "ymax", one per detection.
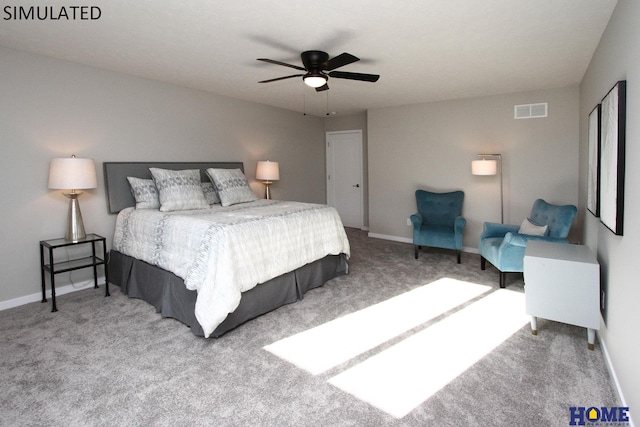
[
  {"xmin": 599, "ymin": 80, "xmax": 626, "ymax": 235},
  {"xmin": 587, "ymin": 104, "xmax": 601, "ymax": 217}
]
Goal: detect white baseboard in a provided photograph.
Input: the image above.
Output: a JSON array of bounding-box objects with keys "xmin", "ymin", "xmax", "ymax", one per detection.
[
  {"xmin": 0, "ymin": 276, "xmax": 106, "ymax": 311},
  {"xmin": 367, "ymin": 232, "xmax": 412, "ymax": 244},
  {"xmin": 366, "ymin": 232, "xmax": 479, "ymax": 254},
  {"xmin": 598, "ymin": 333, "xmax": 635, "ymax": 427}
]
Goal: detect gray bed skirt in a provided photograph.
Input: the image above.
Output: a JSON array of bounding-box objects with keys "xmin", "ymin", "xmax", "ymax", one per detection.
[{"xmin": 108, "ymin": 250, "xmax": 348, "ymax": 337}]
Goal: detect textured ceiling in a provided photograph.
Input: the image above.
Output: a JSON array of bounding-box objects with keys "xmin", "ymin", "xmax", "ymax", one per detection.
[{"xmin": 0, "ymin": 0, "xmax": 618, "ymax": 117}]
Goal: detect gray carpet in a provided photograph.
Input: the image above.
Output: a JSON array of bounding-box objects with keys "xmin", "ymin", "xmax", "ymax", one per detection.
[{"xmin": 0, "ymin": 229, "xmax": 618, "ymax": 426}]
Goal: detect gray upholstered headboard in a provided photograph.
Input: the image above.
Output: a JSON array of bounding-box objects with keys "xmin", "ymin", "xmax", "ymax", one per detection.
[{"xmin": 103, "ymin": 161, "xmax": 244, "ymax": 214}]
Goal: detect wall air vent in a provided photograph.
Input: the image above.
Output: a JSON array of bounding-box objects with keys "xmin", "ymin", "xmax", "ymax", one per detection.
[{"xmin": 514, "ymin": 103, "xmax": 548, "ymax": 119}]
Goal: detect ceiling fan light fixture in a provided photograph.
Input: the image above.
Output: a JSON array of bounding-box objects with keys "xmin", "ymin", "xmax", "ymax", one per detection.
[{"xmin": 304, "ymin": 74, "xmax": 328, "ymax": 88}]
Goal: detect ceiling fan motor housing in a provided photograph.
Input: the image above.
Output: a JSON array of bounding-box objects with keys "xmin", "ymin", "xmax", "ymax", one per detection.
[{"xmin": 301, "ymin": 50, "xmax": 330, "ymax": 72}]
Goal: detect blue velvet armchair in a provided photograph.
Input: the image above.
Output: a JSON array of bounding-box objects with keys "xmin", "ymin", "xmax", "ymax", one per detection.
[
  {"xmin": 479, "ymin": 199, "xmax": 577, "ymax": 288},
  {"xmin": 410, "ymin": 190, "xmax": 466, "ymax": 263}
]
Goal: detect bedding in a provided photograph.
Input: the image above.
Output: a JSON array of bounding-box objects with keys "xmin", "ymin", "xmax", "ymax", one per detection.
[
  {"xmin": 201, "ymin": 181, "xmax": 221, "ymax": 205},
  {"xmin": 113, "ymin": 199, "xmax": 350, "ymax": 337},
  {"xmin": 126, "ymin": 177, "xmax": 160, "ymax": 209},
  {"xmin": 205, "ymin": 167, "xmax": 259, "ymax": 206},
  {"xmin": 149, "ymin": 167, "xmax": 209, "ymax": 211}
]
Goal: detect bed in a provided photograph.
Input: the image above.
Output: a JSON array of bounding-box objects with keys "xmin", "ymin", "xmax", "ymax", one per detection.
[{"xmin": 104, "ymin": 162, "xmax": 350, "ymax": 338}]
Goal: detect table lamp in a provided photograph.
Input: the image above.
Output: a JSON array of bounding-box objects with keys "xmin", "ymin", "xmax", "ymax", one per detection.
[
  {"xmin": 256, "ymin": 160, "xmax": 279, "ymax": 199},
  {"xmin": 48, "ymin": 155, "xmax": 97, "ymax": 241}
]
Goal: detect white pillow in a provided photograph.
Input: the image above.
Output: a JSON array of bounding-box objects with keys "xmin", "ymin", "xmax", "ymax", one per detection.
[
  {"xmin": 205, "ymin": 168, "xmax": 258, "ymax": 207},
  {"xmin": 201, "ymin": 181, "xmax": 220, "ymax": 205},
  {"xmin": 127, "ymin": 177, "xmax": 160, "ymax": 209},
  {"xmin": 149, "ymin": 168, "xmax": 209, "ymax": 212},
  {"xmin": 518, "ymin": 218, "xmax": 548, "ymax": 236}
]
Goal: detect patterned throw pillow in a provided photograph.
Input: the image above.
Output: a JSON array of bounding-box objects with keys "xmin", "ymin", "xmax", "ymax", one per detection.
[
  {"xmin": 127, "ymin": 177, "xmax": 160, "ymax": 209},
  {"xmin": 149, "ymin": 168, "xmax": 209, "ymax": 212},
  {"xmin": 201, "ymin": 181, "xmax": 220, "ymax": 205},
  {"xmin": 205, "ymin": 168, "xmax": 259, "ymax": 207}
]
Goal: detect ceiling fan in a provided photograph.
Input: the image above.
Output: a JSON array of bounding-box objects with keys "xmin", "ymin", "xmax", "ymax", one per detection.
[{"xmin": 257, "ymin": 50, "xmax": 380, "ymax": 92}]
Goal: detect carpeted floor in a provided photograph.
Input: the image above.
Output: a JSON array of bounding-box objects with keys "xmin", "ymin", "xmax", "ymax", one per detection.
[{"xmin": 0, "ymin": 229, "xmax": 618, "ymax": 426}]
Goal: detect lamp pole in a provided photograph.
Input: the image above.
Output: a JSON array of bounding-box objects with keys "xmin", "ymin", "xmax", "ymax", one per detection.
[
  {"xmin": 474, "ymin": 153, "xmax": 503, "ymax": 224},
  {"xmin": 497, "ymin": 154, "xmax": 503, "ymax": 224}
]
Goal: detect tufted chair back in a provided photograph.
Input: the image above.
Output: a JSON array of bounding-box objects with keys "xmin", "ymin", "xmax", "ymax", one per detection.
[
  {"xmin": 415, "ymin": 190, "xmax": 464, "ymax": 227},
  {"xmin": 529, "ymin": 199, "xmax": 577, "ymax": 239}
]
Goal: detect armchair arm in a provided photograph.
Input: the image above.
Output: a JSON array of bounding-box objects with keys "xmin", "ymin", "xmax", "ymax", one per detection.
[
  {"xmin": 480, "ymin": 222, "xmax": 520, "ymax": 240},
  {"xmin": 503, "ymin": 232, "xmax": 569, "ymax": 248},
  {"xmin": 454, "ymin": 216, "xmax": 466, "ymax": 249},
  {"xmin": 410, "ymin": 213, "xmax": 423, "ymax": 228}
]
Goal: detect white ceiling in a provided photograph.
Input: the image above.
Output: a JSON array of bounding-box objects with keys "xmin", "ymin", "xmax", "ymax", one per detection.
[{"xmin": 0, "ymin": 0, "xmax": 618, "ymax": 117}]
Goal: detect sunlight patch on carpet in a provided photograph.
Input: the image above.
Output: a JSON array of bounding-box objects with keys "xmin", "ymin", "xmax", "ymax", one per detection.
[
  {"xmin": 264, "ymin": 278, "xmax": 490, "ymax": 375},
  {"xmin": 328, "ymin": 289, "xmax": 528, "ymax": 418}
]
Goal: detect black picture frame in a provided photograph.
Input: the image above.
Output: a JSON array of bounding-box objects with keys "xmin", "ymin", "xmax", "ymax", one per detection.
[
  {"xmin": 587, "ymin": 104, "xmax": 601, "ymax": 217},
  {"xmin": 599, "ymin": 80, "xmax": 626, "ymax": 235}
]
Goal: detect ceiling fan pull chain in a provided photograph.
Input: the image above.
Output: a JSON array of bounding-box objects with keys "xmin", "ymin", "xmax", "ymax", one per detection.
[{"xmin": 326, "ymin": 91, "xmax": 329, "ymax": 116}]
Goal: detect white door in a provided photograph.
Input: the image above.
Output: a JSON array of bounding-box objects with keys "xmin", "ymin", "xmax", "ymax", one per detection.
[{"xmin": 326, "ymin": 130, "xmax": 363, "ymax": 229}]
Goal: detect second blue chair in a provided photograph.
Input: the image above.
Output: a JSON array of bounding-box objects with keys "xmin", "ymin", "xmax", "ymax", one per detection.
[
  {"xmin": 479, "ymin": 199, "xmax": 577, "ymax": 288},
  {"xmin": 410, "ymin": 190, "xmax": 466, "ymax": 263}
]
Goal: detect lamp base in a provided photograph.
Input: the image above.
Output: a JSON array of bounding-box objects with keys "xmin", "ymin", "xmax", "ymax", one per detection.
[
  {"xmin": 63, "ymin": 192, "xmax": 86, "ymax": 241},
  {"xmin": 264, "ymin": 183, "xmax": 272, "ymax": 200}
]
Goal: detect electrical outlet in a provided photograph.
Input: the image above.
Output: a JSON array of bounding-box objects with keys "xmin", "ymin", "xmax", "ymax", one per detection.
[{"xmin": 406, "ymin": 218, "xmax": 412, "ymax": 226}]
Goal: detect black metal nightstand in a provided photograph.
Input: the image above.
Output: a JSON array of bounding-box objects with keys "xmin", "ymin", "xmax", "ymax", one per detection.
[{"xmin": 39, "ymin": 233, "xmax": 110, "ymax": 312}]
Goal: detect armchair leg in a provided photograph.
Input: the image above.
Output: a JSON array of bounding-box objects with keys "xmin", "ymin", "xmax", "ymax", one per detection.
[
  {"xmin": 414, "ymin": 245, "xmax": 419, "ymax": 259},
  {"xmin": 456, "ymin": 250, "xmax": 461, "ymax": 264},
  {"xmin": 500, "ymin": 272, "xmax": 506, "ymax": 289},
  {"xmin": 481, "ymin": 257, "xmax": 486, "ymax": 270}
]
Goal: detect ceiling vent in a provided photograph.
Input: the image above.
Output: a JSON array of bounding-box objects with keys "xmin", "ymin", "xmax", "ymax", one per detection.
[{"xmin": 514, "ymin": 103, "xmax": 548, "ymax": 119}]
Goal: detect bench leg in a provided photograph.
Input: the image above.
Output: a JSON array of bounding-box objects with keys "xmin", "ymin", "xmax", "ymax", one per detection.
[{"xmin": 530, "ymin": 316, "xmax": 537, "ymax": 335}]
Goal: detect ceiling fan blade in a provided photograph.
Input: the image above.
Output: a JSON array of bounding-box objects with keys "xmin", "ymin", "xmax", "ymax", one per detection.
[
  {"xmin": 258, "ymin": 74, "xmax": 304, "ymax": 83},
  {"xmin": 315, "ymin": 83, "xmax": 330, "ymax": 92},
  {"xmin": 257, "ymin": 58, "xmax": 306, "ymax": 71},
  {"xmin": 323, "ymin": 52, "xmax": 359, "ymax": 71},
  {"xmin": 329, "ymin": 70, "xmax": 380, "ymax": 82}
]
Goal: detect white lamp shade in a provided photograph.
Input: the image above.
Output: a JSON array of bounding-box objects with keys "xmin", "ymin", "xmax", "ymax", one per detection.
[
  {"xmin": 304, "ymin": 75, "xmax": 327, "ymax": 88},
  {"xmin": 48, "ymin": 157, "xmax": 97, "ymax": 190},
  {"xmin": 471, "ymin": 159, "xmax": 497, "ymax": 176},
  {"xmin": 256, "ymin": 161, "xmax": 280, "ymax": 181}
]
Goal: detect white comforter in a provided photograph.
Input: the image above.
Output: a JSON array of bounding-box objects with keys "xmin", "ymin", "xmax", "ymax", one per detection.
[{"xmin": 113, "ymin": 199, "xmax": 350, "ymax": 337}]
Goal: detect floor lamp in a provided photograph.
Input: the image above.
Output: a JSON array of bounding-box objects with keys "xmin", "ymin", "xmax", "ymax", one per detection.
[{"xmin": 471, "ymin": 154, "xmax": 503, "ymax": 224}]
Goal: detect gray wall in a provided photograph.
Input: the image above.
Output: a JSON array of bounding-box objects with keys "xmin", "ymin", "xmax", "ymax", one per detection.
[
  {"xmin": 580, "ymin": 0, "xmax": 640, "ymax": 417},
  {"xmin": 0, "ymin": 46, "xmax": 325, "ymax": 305},
  {"xmin": 367, "ymin": 86, "xmax": 580, "ymax": 249}
]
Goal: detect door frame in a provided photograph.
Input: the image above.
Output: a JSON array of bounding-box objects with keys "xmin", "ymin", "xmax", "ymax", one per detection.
[{"xmin": 326, "ymin": 130, "xmax": 364, "ymax": 229}]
